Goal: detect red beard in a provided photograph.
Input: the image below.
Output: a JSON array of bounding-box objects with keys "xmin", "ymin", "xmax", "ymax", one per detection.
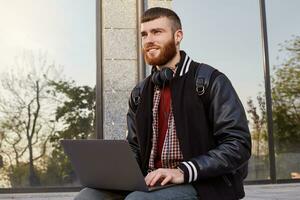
[{"xmin": 143, "ymin": 38, "xmax": 177, "ymax": 66}]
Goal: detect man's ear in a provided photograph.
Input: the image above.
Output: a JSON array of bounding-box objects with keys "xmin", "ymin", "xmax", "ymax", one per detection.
[{"xmin": 174, "ymin": 29, "xmax": 183, "ymax": 45}]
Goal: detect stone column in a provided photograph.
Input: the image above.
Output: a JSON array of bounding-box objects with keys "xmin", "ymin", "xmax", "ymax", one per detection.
[
  {"xmin": 102, "ymin": 0, "xmax": 137, "ymax": 139},
  {"xmin": 148, "ymin": 0, "xmax": 172, "ymax": 9},
  {"xmin": 102, "ymin": 0, "xmax": 173, "ymax": 139}
]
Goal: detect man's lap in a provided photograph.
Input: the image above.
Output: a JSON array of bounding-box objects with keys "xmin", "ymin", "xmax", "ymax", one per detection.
[{"xmin": 74, "ymin": 184, "xmax": 198, "ymax": 200}]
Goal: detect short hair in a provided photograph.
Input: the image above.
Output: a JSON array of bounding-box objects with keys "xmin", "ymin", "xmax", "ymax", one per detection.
[{"xmin": 141, "ymin": 7, "xmax": 182, "ymax": 32}]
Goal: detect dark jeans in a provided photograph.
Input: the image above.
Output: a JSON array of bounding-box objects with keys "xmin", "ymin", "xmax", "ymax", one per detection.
[{"xmin": 74, "ymin": 184, "xmax": 198, "ymax": 200}]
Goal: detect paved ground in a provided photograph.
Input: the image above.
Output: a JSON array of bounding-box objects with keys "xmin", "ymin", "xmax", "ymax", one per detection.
[
  {"xmin": 0, "ymin": 183, "xmax": 299, "ymax": 199},
  {"xmin": 244, "ymin": 183, "xmax": 300, "ymax": 200},
  {"xmin": 0, "ymin": 192, "xmax": 75, "ymax": 200}
]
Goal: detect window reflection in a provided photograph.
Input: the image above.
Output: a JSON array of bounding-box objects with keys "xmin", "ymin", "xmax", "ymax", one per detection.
[
  {"xmin": 0, "ymin": 0, "xmax": 96, "ymax": 187},
  {"xmin": 266, "ymin": 0, "xmax": 300, "ymax": 180}
]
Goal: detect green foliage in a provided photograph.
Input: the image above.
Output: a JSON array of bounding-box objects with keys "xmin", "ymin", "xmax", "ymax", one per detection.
[
  {"xmin": 247, "ymin": 36, "xmax": 300, "ymax": 154},
  {"xmin": 247, "ymin": 95, "xmax": 268, "ymax": 156},
  {"xmin": 7, "ymin": 163, "xmax": 34, "ymax": 187},
  {"xmin": 0, "ymin": 51, "xmax": 96, "ymax": 187},
  {"xmin": 1, "ymin": 80, "xmax": 96, "ymax": 187},
  {"xmin": 272, "ymin": 68, "xmax": 300, "ymax": 152},
  {"xmin": 49, "ymin": 80, "xmax": 96, "ymax": 141},
  {"xmin": 272, "ymin": 36, "xmax": 300, "ymax": 152},
  {"xmin": 39, "ymin": 154, "xmax": 76, "ymax": 186},
  {"xmin": 43, "ymin": 80, "xmax": 96, "ymax": 184},
  {"xmin": 8, "ymin": 162, "xmax": 41, "ymax": 188}
]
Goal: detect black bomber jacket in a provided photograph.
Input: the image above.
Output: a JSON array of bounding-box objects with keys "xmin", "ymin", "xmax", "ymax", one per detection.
[{"xmin": 126, "ymin": 51, "xmax": 251, "ymax": 200}]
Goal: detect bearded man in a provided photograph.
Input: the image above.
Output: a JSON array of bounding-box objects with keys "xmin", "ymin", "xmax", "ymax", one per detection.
[{"xmin": 75, "ymin": 7, "xmax": 251, "ymax": 200}]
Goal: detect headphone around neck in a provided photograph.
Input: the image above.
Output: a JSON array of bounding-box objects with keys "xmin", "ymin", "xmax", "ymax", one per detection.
[{"xmin": 151, "ymin": 67, "xmax": 174, "ymax": 88}]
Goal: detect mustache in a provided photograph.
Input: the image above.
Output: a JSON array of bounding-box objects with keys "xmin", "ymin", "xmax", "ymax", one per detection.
[{"xmin": 144, "ymin": 43, "xmax": 160, "ymax": 51}]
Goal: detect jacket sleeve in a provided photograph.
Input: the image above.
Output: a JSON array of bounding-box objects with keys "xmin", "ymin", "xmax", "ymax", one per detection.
[
  {"xmin": 178, "ymin": 74, "xmax": 252, "ymax": 183},
  {"xmin": 126, "ymin": 86, "xmax": 142, "ymax": 168}
]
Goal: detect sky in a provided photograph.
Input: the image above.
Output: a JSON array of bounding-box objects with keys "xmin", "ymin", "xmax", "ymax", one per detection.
[
  {"xmin": 0, "ymin": 0, "xmax": 96, "ymax": 87},
  {"xmin": 0, "ymin": 0, "xmax": 299, "ymax": 106},
  {"xmin": 172, "ymin": 0, "xmax": 300, "ymax": 108}
]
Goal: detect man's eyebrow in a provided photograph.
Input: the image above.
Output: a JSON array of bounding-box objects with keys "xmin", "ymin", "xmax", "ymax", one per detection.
[
  {"xmin": 150, "ymin": 28, "xmax": 164, "ymax": 32},
  {"xmin": 141, "ymin": 28, "xmax": 165, "ymax": 35}
]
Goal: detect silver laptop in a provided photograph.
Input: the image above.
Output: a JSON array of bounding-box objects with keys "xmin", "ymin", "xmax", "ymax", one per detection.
[{"xmin": 61, "ymin": 139, "xmax": 175, "ymax": 192}]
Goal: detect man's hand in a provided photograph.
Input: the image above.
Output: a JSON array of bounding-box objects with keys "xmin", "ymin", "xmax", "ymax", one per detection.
[{"xmin": 145, "ymin": 168, "xmax": 184, "ymax": 187}]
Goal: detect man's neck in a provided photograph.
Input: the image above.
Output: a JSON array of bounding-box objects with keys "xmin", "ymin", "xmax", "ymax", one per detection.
[{"xmin": 157, "ymin": 50, "xmax": 181, "ymax": 72}]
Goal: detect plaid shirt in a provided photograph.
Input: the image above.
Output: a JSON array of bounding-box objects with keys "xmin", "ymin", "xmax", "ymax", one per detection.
[{"xmin": 148, "ymin": 86, "xmax": 183, "ymax": 170}]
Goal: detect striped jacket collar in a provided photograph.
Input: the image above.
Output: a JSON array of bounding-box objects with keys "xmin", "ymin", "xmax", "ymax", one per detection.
[
  {"xmin": 151, "ymin": 50, "xmax": 193, "ymax": 77},
  {"xmin": 175, "ymin": 50, "xmax": 193, "ymax": 77}
]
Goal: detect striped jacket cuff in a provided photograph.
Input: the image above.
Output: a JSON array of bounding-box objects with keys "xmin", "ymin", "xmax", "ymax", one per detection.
[{"xmin": 178, "ymin": 161, "xmax": 199, "ymax": 183}]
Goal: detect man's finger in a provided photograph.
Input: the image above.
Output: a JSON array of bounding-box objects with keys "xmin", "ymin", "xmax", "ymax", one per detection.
[
  {"xmin": 150, "ymin": 172, "xmax": 163, "ymax": 186},
  {"xmin": 160, "ymin": 175, "xmax": 172, "ymax": 186},
  {"xmin": 145, "ymin": 172, "xmax": 155, "ymax": 186}
]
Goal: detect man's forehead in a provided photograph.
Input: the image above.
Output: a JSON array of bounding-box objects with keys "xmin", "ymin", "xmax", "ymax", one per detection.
[{"xmin": 141, "ymin": 17, "xmax": 172, "ymax": 31}]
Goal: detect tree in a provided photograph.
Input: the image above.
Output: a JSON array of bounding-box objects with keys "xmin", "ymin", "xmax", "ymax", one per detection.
[
  {"xmin": 41, "ymin": 80, "xmax": 95, "ymax": 185},
  {"xmin": 49, "ymin": 80, "xmax": 96, "ymax": 141},
  {"xmin": 0, "ymin": 50, "xmax": 60, "ymax": 186},
  {"xmin": 272, "ymin": 36, "xmax": 300, "ymax": 152},
  {"xmin": 247, "ymin": 96, "xmax": 268, "ymax": 156},
  {"xmin": 247, "ymin": 35, "xmax": 300, "ymax": 154}
]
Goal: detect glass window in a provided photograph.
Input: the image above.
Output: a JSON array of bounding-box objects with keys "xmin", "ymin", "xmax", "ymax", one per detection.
[
  {"xmin": 0, "ymin": 0, "xmax": 96, "ymax": 188},
  {"xmin": 266, "ymin": 0, "xmax": 300, "ymax": 180},
  {"xmin": 172, "ymin": 0, "xmax": 270, "ymax": 180}
]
